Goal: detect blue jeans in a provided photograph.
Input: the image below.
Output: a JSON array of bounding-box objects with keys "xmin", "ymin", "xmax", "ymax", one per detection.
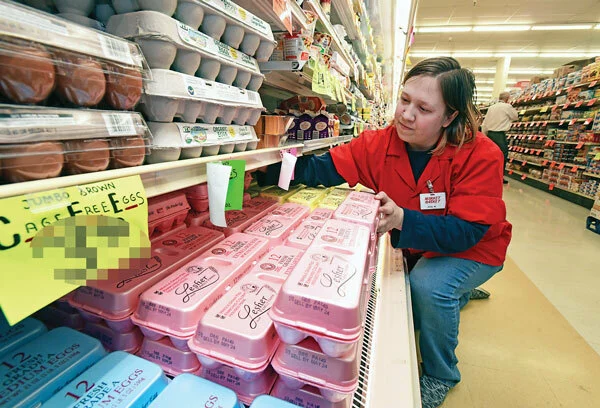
[{"xmin": 409, "ymin": 256, "xmax": 503, "ymax": 387}]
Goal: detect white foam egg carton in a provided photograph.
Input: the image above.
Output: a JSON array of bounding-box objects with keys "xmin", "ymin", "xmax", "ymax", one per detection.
[
  {"xmin": 147, "ymin": 122, "xmax": 259, "ymax": 163},
  {"xmin": 106, "ymin": 11, "xmax": 264, "ymax": 90},
  {"xmin": 174, "ymin": 0, "xmax": 276, "ymax": 61},
  {"xmin": 140, "ymin": 68, "xmax": 264, "ymax": 124}
]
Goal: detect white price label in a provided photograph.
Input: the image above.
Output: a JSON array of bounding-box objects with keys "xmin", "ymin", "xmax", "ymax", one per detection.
[
  {"xmin": 177, "ymin": 23, "xmax": 209, "ymax": 50},
  {"xmin": 102, "ymin": 113, "xmax": 136, "ymax": 136},
  {"xmin": 183, "ymin": 76, "xmax": 211, "ymax": 99},
  {"xmin": 0, "ymin": 4, "xmax": 68, "ymax": 35},
  {"xmin": 0, "ymin": 113, "xmax": 75, "ymax": 128},
  {"xmin": 98, "ymin": 34, "xmax": 135, "ymax": 66}
]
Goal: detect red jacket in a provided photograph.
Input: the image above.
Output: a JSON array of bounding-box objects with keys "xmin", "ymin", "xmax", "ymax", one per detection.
[{"xmin": 330, "ymin": 125, "xmax": 512, "ymax": 266}]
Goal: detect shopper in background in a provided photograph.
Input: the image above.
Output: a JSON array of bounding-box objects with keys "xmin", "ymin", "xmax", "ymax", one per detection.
[
  {"xmin": 256, "ymin": 57, "xmax": 512, "ymax": 408},
  {"xmin": 481, "ymin": 91, "xmax": 519, "ymax": 184}
]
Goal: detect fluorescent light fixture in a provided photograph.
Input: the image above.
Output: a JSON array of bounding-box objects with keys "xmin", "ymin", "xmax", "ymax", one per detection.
[
  {"xmin": 476, "ymin": 79, "xmax": 495, "ymax": 84},
  {"xmin": 538, "ymin": 52, "xmax": 598, "ymax": 58},
  {"xmin": 532, "ymin": 24, "xmax": 593, "ymax": 31},
  {"xmin": 473, "ymin": 25, "xmax": 530, "ymax": 32},
  {"xmin": 473, "ymin": 69, "xmax": 496, "ymax": 74},
  {"xmin": 596, "ymin": 24, "xmax": 600, "ymax": 29},
  {"xmin": 416, "ymin": 26, "xmax": 472, "ymax": 33},
  {"xmin": 476, "ymin": 87, "xmax": 494, "ymax": 92},
  {"xmin": 473, "ymin": 68, "xmax": 554, "ymax": 75}
]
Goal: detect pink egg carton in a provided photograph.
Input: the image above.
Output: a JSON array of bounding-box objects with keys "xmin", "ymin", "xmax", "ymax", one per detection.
[
  {"xmin": 83, "ymin": 320, "xmax": 143, "ymax": 354},
  {"xmin": 131, "ymin": 233, "xmax": 270, "ymax": 340},
  {"xmin": 77, "ymin": 310, "xmax": 135, "ymax": 333},
  {"xmin": 243, "ymin": 197, "xmax": 279, "ymax": 218},
  {"xmin": 188, "ymin": 197, "xmax": 209, "ymax": 212},
  {"xmin": 333, "ymin": 195, "xmax": 380, "ymax": 236},
  {"xmin": 270, "ymin": 224, "xmax": 370, "ymax": 356},
  {"xmin": 185, "ymin": 183, "xmax": 208, "ymax": 199},
  {"xmin": 270, "ymin": 379, "xmax": 352, "ymax": 408},
  {"xmin": 312, "ymin": 219, "xmax": 372, "ymax": 272},
  {"xmin": 247, "ymin": 245, "xmax": 304, "ymax": 281},
  {"xmin": 69, "ymin": 226, "xmax": 225, "ymax": 321},
  {"xmin": 274, "ymin": 372, "xmax": 354, "ymax": 403},
  {"xmin": 200, "ymin": 364, "xmax": 278, "ymax": 406},
  {"xmin": 272, "ymin": 338, "xmax": 359, "ymax": 395},
  {"xmin": 244, "ymin": 192, "xmax": 252, "ymax": 202},
  {"xmin": 346, "ymin": 191, "xmax": 378, "ymax": 205},
  {"xmin": 268, "ymin": 203, "xmax": 310, "ymax": 222},
  {"xmin": 150, "ymin": 222, "xmax": 187, "ymax": 243},
  {"xmin": 202, "ymin": 209, "xmax": 264, "ymax": 236},
  {"xmin": 34, "ymin": 304, "xmax": 84, "ymax": 331},
  {"xmin": 306, "ymin": 207, "xmax": 334, "ymax": 223},
  {"xmin": 148, "ymin": 191, "xmax": 191, "ymax": 237},
  {"xmin": 285, "ymin": 220, "xmax": 322, "ymax": 250},
  {"xmin": 188, "ymin": 273, "xmax": 283, "ymax": 376},
  {"xmin": 138, "ymin": 336, "xmax": 201, "ymax": 376},
  {"xmin": 244, "ymin": 214, "xmax": 301, "ymax": 248},
  {"xmin": 186, "ymin": 209, "xmax": 211, "ymax": 227}
]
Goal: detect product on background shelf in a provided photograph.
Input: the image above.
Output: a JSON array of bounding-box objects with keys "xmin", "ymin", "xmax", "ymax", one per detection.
[
  {"xmin": 139, "ymin": 336, "xmax": 201, "ymax": 376},
  {"xmin": 270, "ymin": 378, "xmax": 351, "ymax": 408},
  {"xmin": 259, "ymin": 185, "xmax": 306, "ymax": 204},
  {"xmin": 0, "ymin": 327, "xmax": 106, "ymax": 408},
  {"xmin": 149, "ymin": 373, "xmax": 244, "ymax": 408},
  {"xmin": 131, "ymin": 233, "xmax": 269, "ymax": 344},
  {"xmin": 140, "ymin": 69, "xmax": 264, "ymax": 124},
  {"xmin": 43, "ymin": 351, "xmax": 168, "ymax": 408},
  {"xmin": 0, "ymin": 1, "xmax": 149, "ymax": 109},
  {"xmin": 288, "ymin": 187, "xmax": 329, "ymax": 209},
  {"xmin": 0, "ymin": 105, "xmax": 152, "ymax": 183},
  {"xmin": 174, "ymin": 0, "xmax": 276, "ymax": 61},
  {"xmin": 106, "ymin": 11, "xmax": 264, "ymax": 89},
  {"xmin": 200, "ymin": 363, "xmax": 278, "ymax": 406},
  {"xmin": 189, "ymin": 272, "xmax": 283, "ymax": 380},
  {"xmin": 69, "ymin": 226, "xmax": 225, "ymax": 322},
  {"xmin": 146, "ymin": 122, "xmax": 259, "ymax": 163},
  {"xmin": 147, "ymin": 191, "xmax": 191, "ymax": 238},
  {"xmin": 0, "ymin": 317, "xmax": 46, "ymax": 357}
]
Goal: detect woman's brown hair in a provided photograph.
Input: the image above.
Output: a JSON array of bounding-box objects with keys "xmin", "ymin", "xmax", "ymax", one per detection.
[{"xmin": 403, "ymin": 57, "xmax": 480, "ymax": 154}]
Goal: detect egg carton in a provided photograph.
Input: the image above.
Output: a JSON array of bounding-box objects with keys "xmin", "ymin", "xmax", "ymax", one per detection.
[
  {"xmin": 106, "ymin": 11, "xmax": 264, "ymax": 90},
  {"xmin": 140, "ymin": 68, "xmax": 264, "ymax": 124},
  {"xmin": 174, "ymin": 0, "xmax": 276, "ymax": 61},
  {"xmin": 0, "ymin": 1, "xmax": 147, "ymax": 70},
  {"xmin": 147, "ymin": 122, "xmax": 259, "ymax": 163}
]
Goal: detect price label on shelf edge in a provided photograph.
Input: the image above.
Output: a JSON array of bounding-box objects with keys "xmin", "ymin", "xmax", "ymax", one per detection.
[{"xmin": 0, "ymin": 175, "xmax": 149, "ymax": 325}]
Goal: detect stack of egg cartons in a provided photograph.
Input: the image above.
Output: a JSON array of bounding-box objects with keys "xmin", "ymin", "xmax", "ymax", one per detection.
[
  {"xmin": 267, "ymin": 191, "xmax": 380, "ymax": 407},
  {"xmin": 131, "ymin": 232, "xmax": 270, "ymax": 380},
  {"xmin": 0, "ymin": 1, "xmax": 153, "ymax": 184},
  {"xmin": 68, "ymin": 219, "xmax": 226, "ymax": 358},
  {"xmin": 104, "ymin": 0, "xmax": 276, "ymax": 161}
]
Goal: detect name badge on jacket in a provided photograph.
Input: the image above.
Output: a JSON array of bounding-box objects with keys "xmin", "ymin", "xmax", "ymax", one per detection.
[{"xmin": 420, "ymin": 192, "xmax": 446, "ymax": 210}]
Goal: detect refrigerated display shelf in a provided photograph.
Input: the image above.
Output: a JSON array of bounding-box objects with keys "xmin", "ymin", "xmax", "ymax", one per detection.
[
  {"xmin": 234, "ymin": 0, "xmax": 310, "ymax": 33},
  {"xmin": 0, "ymin": 144, "xmax": 304, "ymax": 199},
  {"xmin": 513, "ymin": 80, "xmax": 599, "ymax": 106},
  {"xmin": 584, "ymin": 172, "xmax": 600, "ymax": 179}
]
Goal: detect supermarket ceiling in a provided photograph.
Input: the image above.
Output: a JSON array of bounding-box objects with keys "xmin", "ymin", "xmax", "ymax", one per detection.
[{"xmin": 408, "ymin": 0, "xmax": 600, "ymax": 83}]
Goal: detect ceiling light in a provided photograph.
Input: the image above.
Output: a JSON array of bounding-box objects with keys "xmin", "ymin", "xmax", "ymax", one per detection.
[
  {"xmin": 473, "ymin": 25, "xmax": 531, "ymax": 32},
  {"xmin": 416, "ymin": 26, "xmax": 472, "ymax": 33},
  {"xmin": 473, "ymin": 68, "xmax": 554, "ymax": 75},
  {"xmin": 538, "ymin": 52, "xmax": 597, "ymax": 58},
  {"xmin": 476, "ymin": 79, "xmax": 495, "ymax": 84},
  {"xmin": 532, "ymin": 24, "xmax": 593, "ymax": 30},
  {"xmin": 596, "ymin": 24, "xmax": 600, "ymax": 29}
]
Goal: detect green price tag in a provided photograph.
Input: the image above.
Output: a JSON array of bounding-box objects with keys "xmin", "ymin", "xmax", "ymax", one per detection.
[
  {"xmin": 311, "ymin": 60, "xmax": 328, "ymax": 95},
  {"xmin": 352, "ymin": 95, "xmax": 356, "ymax": 111},
  {"xmin": 221, "ymin": 160, "xmax": 245, "ymax": 211},
  {"xmin": 540, "ymin": 107, "xmax": 548, "ymax": 113},
  {"xmin": 519, "ymin": 110, "xmax": 526, "ymax": 115},
  {"xmin": 0, "ymin": 176, "xmax": 150, "ymax": 325}
]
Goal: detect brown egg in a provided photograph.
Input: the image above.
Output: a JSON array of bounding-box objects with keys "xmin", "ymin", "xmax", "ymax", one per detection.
[
  {"xmin": 64, "ymin": 139, "xmax": 111, "ymax": 174},
  {"xmin": 105, "ymin": 64, "xmax": 143, "ymax": 110},
  {"xmin": 0, "ymin": 44, "xmax": 55, "ymax": 103},
  {"xmin": 2, "ymin": 141, "xmax": 64, "ymax": 182},
  {"xmin": 110, "ymin": 136, "xmax": 146, "ymax": 168},
  {"xmin": 55, "ymin": 55, "xmax": 106, "ymax": 107}
]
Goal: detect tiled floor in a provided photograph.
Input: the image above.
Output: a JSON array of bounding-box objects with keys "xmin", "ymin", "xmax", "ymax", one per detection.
[
  {"xmin": 502, "ymin": 180, "xmax": 600, "ymax": 354},
  {"xmin": 440, "ymin": 180, "xmax": 600, "ymax": 407}
]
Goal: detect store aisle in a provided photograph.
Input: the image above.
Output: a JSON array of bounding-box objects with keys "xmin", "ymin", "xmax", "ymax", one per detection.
[
  {"xmin": 503, "ymin": 181, "xmax": 600, "ymax": 354},
  {"xmin": 441, "ymin": 182, "xmax": 600, "ymax": 407}
]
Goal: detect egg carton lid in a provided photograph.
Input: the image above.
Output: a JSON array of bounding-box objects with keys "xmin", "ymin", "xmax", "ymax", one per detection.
[
  {"xmin": 0, "ymin": 105, "xmax": 151, "ymax": 144},
  {"xmin": 0, "ymin": 1, "xmax": 149, "ymax": 72},
  {"xmin": 144, "ymin": 69, "xmax": 264, "ymax": 108},
  {"xmin": 149, "ymin": 122, "xmax": 258, "ymax": 148},
  {"xmin": 106, "ymin": 11, "xmax": 263, "ymax": 76},
  {"xmin": 181, "ymin": 0, "xmax": 275, "ymax": 42}
]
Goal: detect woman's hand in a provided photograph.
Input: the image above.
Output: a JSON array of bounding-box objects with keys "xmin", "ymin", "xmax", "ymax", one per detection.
[{"xmin": 374, "ymin": 191, "xmax": 405, "ymax": 234}]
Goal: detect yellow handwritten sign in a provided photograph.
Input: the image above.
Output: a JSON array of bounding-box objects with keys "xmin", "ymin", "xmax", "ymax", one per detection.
[{"xmin": 0, "ymin": 176, "xmax": 149, "ymax": 325}]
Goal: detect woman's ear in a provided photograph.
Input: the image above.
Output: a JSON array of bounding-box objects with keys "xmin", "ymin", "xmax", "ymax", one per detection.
[{"xmin": 442, "ymin": 110, "xmax": 459, "ymax": 128}]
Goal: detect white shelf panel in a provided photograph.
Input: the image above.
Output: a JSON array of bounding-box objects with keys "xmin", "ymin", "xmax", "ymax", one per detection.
[
  {"xmin": 234, "ymin": 0, "xmax": 309, "ymax": 32},
  {"xmin": 0, "ymin": 145, "xmax": 304, "ymax": 199},
  {"xmin": 368, "ymin": 234, "xmax": 420, "ymax": 407},
  {"xmin": 298, "ymin": 135, "xmax": 353, "ymax": 153}
]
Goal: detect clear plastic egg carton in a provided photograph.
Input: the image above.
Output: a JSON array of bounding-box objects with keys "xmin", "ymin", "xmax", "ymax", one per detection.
[
  {"xmin": 147, "ymin": 122, "xmax": 259, "ymax": 163},
  {"xmin": 106, "ymin": 11, "xmax": 264, "ymax": 90},
  {"xmin": 174, "ymin": 0, "xmax": 276, "ymax": 61},
  {"xmin": 140, "ymin": 68, "xmax": 264, "ymax": 125}
]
